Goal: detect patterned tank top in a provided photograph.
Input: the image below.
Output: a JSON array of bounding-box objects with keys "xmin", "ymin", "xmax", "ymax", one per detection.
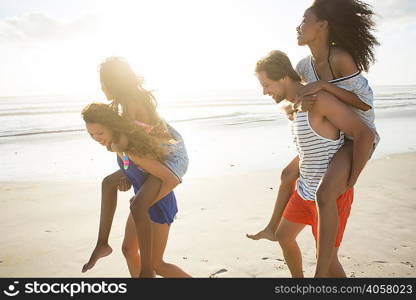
[{"xmin": 292, "ymin": 111, "xmax": 344, "ymax": 201}]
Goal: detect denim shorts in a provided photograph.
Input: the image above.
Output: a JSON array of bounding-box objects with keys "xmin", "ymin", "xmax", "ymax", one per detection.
[{"xmin": 163, "ymin": 123, "xmax": 189, "ymax": 182}]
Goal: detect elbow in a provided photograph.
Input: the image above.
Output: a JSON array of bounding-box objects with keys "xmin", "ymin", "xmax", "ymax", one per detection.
[
  {"xmin": 361, "ymin": 103, "xmax": 371, "ymax": 111},
  {"xmin": 163, "ymin": 175, "xmax": 180, "ymax": 192},
  {"xmin": 170, "ymin": 177, "xmax": 180, "ymax": 190},
  {"xmin": 353, "ymin": 96, "xmax": 371, "ymax": 111}
]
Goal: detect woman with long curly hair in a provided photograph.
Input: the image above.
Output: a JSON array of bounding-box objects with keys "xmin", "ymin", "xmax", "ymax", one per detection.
[
  {"xmin": 247, "ymin": 0, "xmax": 379, "ymax": 278},
  {"xmin": 82, "ymin": 102, "xmax": 190, "ymax": 278},
  {"xmin": 82, "ymin": 58, "xmax": 189, "ymax": 278}
]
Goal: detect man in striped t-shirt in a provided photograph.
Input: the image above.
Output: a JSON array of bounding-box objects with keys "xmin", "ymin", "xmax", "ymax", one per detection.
[{"xmin": 252, "ymin": 50, "xmax": 374, "ymax": 277}]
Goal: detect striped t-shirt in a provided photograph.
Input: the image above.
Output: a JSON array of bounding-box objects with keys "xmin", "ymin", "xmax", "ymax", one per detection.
[{"xmin": 292, "ymin": 111, "xmax": 345, "ymax": 201}]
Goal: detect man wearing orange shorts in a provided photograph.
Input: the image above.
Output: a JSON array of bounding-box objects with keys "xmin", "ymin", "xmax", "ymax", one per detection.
[
  {"xmin": 283, "ymin": 184, "xmax": 353, "ymax": 248},
  {"xmin": 253, "ymin": 50, "xmax": 374, "ymax": 277}
]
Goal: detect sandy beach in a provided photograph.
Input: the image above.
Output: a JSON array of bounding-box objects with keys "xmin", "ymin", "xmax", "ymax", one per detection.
[
  {"xmin": 1, "ymin": 0, "xmax": 416, "ymax": 283},
  {"xmin": 1, "ymin": 100, "xmax": 416, "ymax": 278},
  {"xmin": 1, "ymin": 150, "xmax": 415, "ymax": 278}
]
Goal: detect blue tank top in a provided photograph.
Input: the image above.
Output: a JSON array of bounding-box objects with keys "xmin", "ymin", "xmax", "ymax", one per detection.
[{"xmin": 117, "ymin": 155, "xmax": 178, "ymax": 224}]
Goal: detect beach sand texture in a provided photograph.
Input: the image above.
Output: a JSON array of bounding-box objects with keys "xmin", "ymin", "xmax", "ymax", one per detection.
[{"xmin": 1, "ymin": 152, "xmax": 415, "ymax": 278}]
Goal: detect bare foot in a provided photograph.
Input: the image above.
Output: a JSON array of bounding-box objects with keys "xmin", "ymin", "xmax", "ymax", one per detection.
[
  {"xmin": 246, "ymin": 226, "xmax": 277, "ymax": 242},
  {"xmin": 82, "ymin": 244, "xmax": 113, "ymax": 273}
]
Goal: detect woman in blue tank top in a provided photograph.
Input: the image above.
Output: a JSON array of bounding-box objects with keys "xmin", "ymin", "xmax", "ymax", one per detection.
[{"xmin": 82, "ymin": 102, "xmax": 190, "ymax": 278}]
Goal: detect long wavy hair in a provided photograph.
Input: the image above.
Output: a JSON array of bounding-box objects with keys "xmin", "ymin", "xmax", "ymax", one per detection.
[
  {"xmin": 310, "ymin": 0, "xmax": 379, "ymax": 72},
  {"xmin": 82, "ymin": 102, "xmax": 167, "ymax": 162},
  {"xmin": 99, "ymin": 56, "xmax": 161, "ymax": 125}
]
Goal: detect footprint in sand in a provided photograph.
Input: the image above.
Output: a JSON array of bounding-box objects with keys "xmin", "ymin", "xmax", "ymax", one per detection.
[
  {"xmin": 401, "ymin": 262, "xmax": 415, "ymax": 268},
  {"xmin": 209, "ymin": 268, "xmax": 228, "ymax": 278}
]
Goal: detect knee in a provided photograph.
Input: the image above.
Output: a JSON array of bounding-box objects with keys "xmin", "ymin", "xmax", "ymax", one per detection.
[
  {"xmin": 315, "ymin": 187, "xmax": 329, "ymax": 208},
  {"xmin": 121, "ymin": 243, "xmax": 138, "ymax": 258},
  {"xmin": 129, "ymin": 200, "xmax": 147, "ymax": 217},
  {"xmin": 316, "ymin": 184, "xmax": 342, "ymax": 208},
  {"xmin": 275, "ymin": 230, "xmax": 295, "ymax": 246},
  {"xmin": 102, "ymin": 174, "xmax": 119, "ymax": 190}
]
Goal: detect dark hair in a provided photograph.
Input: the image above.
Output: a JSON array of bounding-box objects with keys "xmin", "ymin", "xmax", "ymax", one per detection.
[
  {"xmin": 255, "ymin": 50, "xmax": 301, "ymax": 82},
  {"xmin": 82, "ymin": 102, "xmax": 166, "ymax": 162},
  {"xmin": 310, "ymin": 0, "xmax": 379, "ymax": 72},
  {"xmin": 99, "ymin": 56, "xmax": 160, "ymax": 124}
]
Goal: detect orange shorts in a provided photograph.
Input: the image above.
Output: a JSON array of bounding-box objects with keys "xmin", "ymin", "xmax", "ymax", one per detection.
[{"xmin": 282, "ymin": 186, "xmax": 354, "ymax": 247}]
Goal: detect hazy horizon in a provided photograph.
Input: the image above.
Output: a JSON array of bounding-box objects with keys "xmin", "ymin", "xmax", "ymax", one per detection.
[{"xmin": 0, "ymin": 0, "xmax": 415, "ymax": 97}]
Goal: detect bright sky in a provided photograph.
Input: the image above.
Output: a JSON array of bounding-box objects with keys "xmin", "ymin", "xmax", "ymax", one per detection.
[{"xmin": 0, "ymin": 0, "xmax": 415, "ymax": 96}]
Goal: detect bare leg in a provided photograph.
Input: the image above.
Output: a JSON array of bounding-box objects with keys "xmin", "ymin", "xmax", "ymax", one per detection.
[
  {"xmin": 152, "ymin": 222, "xmax": 191, "ymax": 278},
  {"xmin": 130, "ymin": 175, "xmax": 162, "ymax": 278},
  {"xmin": 328, "ymin": 248, "xmax": 347, "ymax": 278},
  {"xmin": 315, "ymin": 140, "xmax": 353, "ymax": 277},
  {"xmin": 122, "ymin": 213, "xmax": 141, "ymax": 277},
  {"xmin": 275, "ymin": 218, "xmax": 306, "ymax": 278},
  {"xmin": 82, "ymin": 169, "xmax": 124, "ymax": 273},
  {"xmin": 247, "ymin": 156, "xmax": 299, "ymax": 241}
]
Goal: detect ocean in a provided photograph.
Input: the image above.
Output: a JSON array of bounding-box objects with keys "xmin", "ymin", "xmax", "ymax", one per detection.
[
  {"xmin": 1, "ymin": 85, "xmax": 415, "ymax": 138},
  {"xmin": 1, "ymin": 85, "xmax": 415, "ymax": 182}
]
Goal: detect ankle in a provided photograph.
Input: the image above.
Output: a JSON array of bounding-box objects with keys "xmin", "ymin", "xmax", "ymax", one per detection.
[
  {"xmin": 96, "ymin": 241, "xmax": 110, "ymax": 247},
  {"xmin": 265, "ymin": 224, "xmax": 277, "ymax": 233}
]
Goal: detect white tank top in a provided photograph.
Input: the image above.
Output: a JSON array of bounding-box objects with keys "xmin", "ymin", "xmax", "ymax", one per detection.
[{"xmin": 292, "ymin": 111, "xmax": 345, "ymax": 201}]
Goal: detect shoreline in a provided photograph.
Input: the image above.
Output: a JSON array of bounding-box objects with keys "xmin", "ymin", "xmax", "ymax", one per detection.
[{"xmin": 1, "ymin": 106, "xmax": 416, "ymax": 183}]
